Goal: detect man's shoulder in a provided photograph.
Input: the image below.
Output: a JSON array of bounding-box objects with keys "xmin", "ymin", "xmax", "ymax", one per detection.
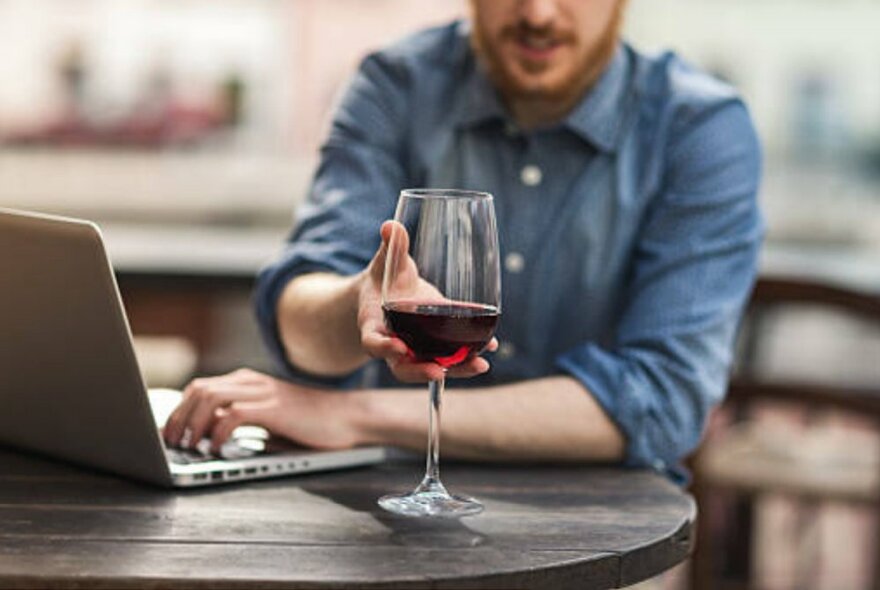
[
  {"xmin": 628, "ymin": 44, "xmax": 744, "ymax": 126},
  {"xmin": 367, "ymin": 20, "xmax": 470, "ymax": 75}
]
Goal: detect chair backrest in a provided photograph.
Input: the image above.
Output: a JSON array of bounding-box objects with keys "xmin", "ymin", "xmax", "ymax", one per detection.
[
  {"xmin": 729, "ymin": 275, "xmax": 880, "ymax": 416},
  {"xmin": 688, "ymin": 275, "xmax": 880, "ymax": 590},
  {"xmin": 750, "ymin": 277, "xmax": 880, "ymax": 319}
]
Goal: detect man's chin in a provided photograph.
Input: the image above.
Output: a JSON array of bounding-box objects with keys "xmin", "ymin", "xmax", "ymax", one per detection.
[{"xmin": 502, "ymin": 75, "xmax": 572, "ymax": 101}]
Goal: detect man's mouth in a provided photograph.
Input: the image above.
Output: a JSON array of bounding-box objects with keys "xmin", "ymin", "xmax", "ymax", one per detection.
[{"xmin": 514, "ymin": 33, "xmax": 564, "ymax": 61}]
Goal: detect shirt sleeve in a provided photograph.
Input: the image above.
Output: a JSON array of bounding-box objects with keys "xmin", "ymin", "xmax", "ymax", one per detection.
[
  {"xmin": 254, "ymin": 52, "xmax": 411, "ymax": 384},
  {"xmin": 555, "ymin": 99, "xmax": 764, "ymax": 478}
]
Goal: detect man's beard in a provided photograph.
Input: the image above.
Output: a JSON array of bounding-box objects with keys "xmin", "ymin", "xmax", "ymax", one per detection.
[{"xmin": 471, "ymin": 5, "xmax": 624, "ymax": 105}]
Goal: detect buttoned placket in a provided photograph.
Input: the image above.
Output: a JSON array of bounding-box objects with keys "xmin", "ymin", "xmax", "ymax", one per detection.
[{"xmin": 497, "ymin": 128, "xmax": 550, "ymax": 366}]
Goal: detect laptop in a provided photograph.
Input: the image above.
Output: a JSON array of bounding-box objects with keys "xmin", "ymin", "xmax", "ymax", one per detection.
[{"xmin": 0, "ymin": 207, "xmax": 387, "ymax": 487}]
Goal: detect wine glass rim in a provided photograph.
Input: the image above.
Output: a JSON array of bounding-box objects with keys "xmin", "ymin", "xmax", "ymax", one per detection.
[{"xmin": 400, "ymin": 188, "xmax": 493, "ymax": 201}]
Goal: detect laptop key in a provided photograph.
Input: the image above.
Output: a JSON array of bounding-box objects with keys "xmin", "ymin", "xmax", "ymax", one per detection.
[
  {"xmin": 165, "ymin": 447, "xmax": 213, "ymax": 465},
  {"xmin": 165, "ymin": 438, "xmax": 263, "ymax": 464}
]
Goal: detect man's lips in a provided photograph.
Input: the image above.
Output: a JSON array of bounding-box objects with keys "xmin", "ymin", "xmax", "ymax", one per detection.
[{"xmin": 512, "ymin": 34, "xmax": 565, "ymax": 62}]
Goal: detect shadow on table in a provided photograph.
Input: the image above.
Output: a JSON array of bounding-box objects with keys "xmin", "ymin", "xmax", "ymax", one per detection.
[{"xmin": 298, "ymin": 476, "xmax": 490, "ymax": 549}]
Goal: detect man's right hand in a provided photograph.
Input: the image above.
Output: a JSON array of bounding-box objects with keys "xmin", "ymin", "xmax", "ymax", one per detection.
[
  {"xmin": 355, "ymin": 221, "xmax": 497, "ymax": 383},
  {"xmin": 162, "ymin": 368, "xmax": 367, "ymax": 454}
]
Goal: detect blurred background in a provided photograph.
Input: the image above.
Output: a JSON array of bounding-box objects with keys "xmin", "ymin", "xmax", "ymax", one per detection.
[{"xmin": 1, "ymin": 1, "xmax": 879, "ymax": 588}]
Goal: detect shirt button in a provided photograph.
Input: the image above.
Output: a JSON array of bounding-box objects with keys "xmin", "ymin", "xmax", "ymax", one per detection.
[
  {"xmin": 497, "ymin": 341, "xmax": 517, "ymax": 360},
  {"xmin": 652, "ymin": 459, "xmax": 666, "ymax": 471},
  {"xmin": 504, "ymin": 122, "xmax": 519, "ymax": 137},
  {"xmin": 520, "ymin": 165, "xmax": 542, "ymax": 187},
  {"xmin": 504, "ymin": 252, "xmax": 525, "ymax": 274}
]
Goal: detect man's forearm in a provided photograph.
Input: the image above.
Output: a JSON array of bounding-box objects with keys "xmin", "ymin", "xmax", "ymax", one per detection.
[
  {"xmin": 353, "ymin": 376, "xmax": 626, "ymax": 462},
  {"xmin": 277, "ymin": 272, "xmax": 368, "ymax": 376}
]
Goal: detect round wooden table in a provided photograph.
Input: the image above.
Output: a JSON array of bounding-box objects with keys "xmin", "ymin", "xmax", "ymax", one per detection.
[{"xmin": 0, "ymin": 449, "xmax": 694, "ymax": 589}]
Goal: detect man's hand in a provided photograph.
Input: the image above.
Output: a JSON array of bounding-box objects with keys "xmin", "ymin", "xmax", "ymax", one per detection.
[
  {"xmin": 162, "ymin": 368, "xmax": 365, "ymax": 454},
  {"xmin": 356, "ymin": 221, "xmax": 497, "ymax": 383}
]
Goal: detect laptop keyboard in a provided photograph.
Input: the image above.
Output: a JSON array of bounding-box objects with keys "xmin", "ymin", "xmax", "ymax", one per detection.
[
  {"xmin": 164, "ymin": 437, "xmax": 265, "ymax": 464},
  {"xmin": 165, "ymin": 446, "xmax": 214, "ymax": 465}
]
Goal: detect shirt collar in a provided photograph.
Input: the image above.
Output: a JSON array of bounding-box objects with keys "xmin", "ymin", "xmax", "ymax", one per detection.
[
  {"xmin": 563, "ymin": 44, "xmax": 631, "ymax": 153},
  {"xmin": 452, "ymin": 60, "xmax": 508, "ymax": 130},
  {"xmin": 453, "ymin": 41, "xmax": 632, "ymax": 154}
]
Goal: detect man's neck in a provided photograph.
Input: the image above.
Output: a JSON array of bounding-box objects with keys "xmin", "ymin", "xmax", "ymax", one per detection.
[{"xmin": 508, "ymin": 92, "xmax": 585, "ymax": 131}]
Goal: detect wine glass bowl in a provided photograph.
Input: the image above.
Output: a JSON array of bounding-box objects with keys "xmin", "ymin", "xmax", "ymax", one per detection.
[
  {"xmin": 379, "ymin": 188, "xmax": 501, "ymax": 518},
  {"xmin": 382, "ymin": 301, "xmax": 499, "ymax": 369}
]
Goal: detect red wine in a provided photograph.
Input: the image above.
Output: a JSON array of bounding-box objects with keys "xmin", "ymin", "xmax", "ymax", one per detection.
[{"xmin": 383, "ymin": 301, "xmax": 500, "ymax": 368}]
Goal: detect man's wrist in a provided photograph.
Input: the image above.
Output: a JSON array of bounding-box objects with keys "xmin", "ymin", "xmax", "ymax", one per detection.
[
  {"xmin": 342, "ymin": 387, "xmax": 429, "ymax": 450},
  {"xmin": 341, "ymin": 389, "xmax": 386, "ymax": 447}
]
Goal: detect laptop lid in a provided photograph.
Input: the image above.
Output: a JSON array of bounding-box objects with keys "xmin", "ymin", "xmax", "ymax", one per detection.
[
  {"xmin": 0, "ymin": 208, "xmax": 389, "ymax": 488},
  {"xmin": 0, "ymin": 208, "xmax": 174, "ymax": 486}
]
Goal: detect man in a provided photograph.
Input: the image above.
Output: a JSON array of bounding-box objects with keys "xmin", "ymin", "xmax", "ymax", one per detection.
[{"xmin": 164, "ymin": 0, "xmax": 762, "ymax": 482}]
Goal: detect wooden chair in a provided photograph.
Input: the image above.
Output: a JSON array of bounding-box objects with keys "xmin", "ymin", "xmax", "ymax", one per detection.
[{"xmin": 689, "ymin": 276, "xmax": 880, "ymax": 590}]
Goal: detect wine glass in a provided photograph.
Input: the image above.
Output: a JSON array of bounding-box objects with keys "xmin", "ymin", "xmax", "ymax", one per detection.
[{"xmin": 379, "ymin": 188, "xmax": 501, "ymax": 518}]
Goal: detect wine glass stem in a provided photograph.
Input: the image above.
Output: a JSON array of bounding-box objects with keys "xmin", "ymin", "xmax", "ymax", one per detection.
[{"xmin": 424, "ymin": 376, "xmax": 444, "ymax": 486}]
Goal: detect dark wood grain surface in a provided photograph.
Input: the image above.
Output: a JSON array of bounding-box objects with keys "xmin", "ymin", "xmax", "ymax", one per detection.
[{"xmin": 0, "ymin": 449, "xmax": 694, "ymax": 589}]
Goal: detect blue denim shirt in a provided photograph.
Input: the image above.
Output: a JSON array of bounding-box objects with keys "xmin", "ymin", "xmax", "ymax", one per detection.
[{"xmin": 254, "ymin": 21, "xmax": 763, "ymax": 481}]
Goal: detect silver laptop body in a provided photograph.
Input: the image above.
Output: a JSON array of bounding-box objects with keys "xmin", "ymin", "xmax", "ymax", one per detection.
[{"xmin": 0, "ymin": 208, "xmax": 386, "ymax": 487}]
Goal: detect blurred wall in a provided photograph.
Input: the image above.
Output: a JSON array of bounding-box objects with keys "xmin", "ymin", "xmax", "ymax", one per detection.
[
  {"xmin": 0, "ymin": 0, "xmax": 465, "ymax": 222},
  {"xmin": 1, "ymin": 0, "xmax": 878, "ymax": 246},
  {"xmin": 626, "ymin": 0, "xmax": 880, "ymax": 159}
]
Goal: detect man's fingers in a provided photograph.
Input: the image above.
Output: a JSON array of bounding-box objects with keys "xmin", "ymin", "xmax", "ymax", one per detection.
[
  {"xmin": 184, "ymin": 384, "xmax": 266, "ymax": 448},
  {"xmin": 381, "ymin": 220, "xmax": 416, "ymax": 290},
  {"xmin": 385, "ymin": 354, "xmax": 491, "ymax": 382},
  {"xmin": 387, "ymin": 358, "xmax": 446, "ymax": 383},
  {"xmin": 369, "ymin": 221, "xmax": 393, "ymax": 282},
  {"xmin": 209, "ymin": 402, "xmax": 267, "ymax": 454},
  {"xmin": 379, "ymin": 219, "xmax": 395, "ymax": 244},
  {"xmin": 360, "ymin": 306, "xmax": 409, "ymax": 359},
  {"xmin": 163, "ymin": 395, "xmax": 198, "ymax": 446},
  {"xmin": 362, "ymin": 329, "xmax": 409, "ymax": 359},
  {"xmin": 380, "ymin": 220, "xmax": 410, "ymax": 256},
  {"xmin": 164, "ymin": 378, "xmax": 212, "ymax": 445},
  {"xmin": 209, "ymin": 413, "xmax": 240, "ymax": 454},
  {"xmin": 370, "ymin": 220, "xmax": 409, "ymax": 282},
  {"xmin": 164, "ymin": 380, "xmax": 268, "ymax": 448},
  {"xmin": 385, "ymin": 220, "xmax": 410, "ymax": 270},
  {"xmin": 446, "ymin": 356, "xmax": 491, "ymax": 379}
]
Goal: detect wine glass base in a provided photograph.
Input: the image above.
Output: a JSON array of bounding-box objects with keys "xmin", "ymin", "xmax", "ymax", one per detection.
[{"xmin": 378, "ymin": 489, "xmax": 483, "ymax": 518}]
